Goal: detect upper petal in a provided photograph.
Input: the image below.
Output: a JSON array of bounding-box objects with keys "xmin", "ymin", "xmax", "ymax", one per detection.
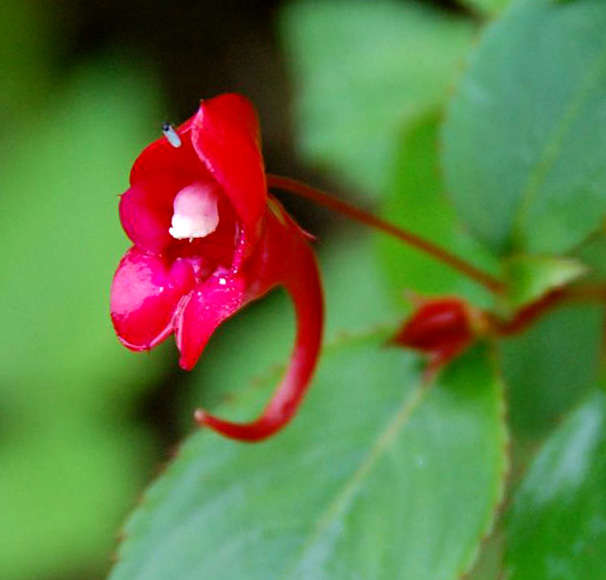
[
  {"xmin": 111, "ymin": 247, "xmax": 195, "ymax": 350},
  {"xmin": 129, "ymin": 118, "xmax": 199, "ymax": 186},
  {"xmin": 191, "ymin": 94, "xmax": 267, "ymax": 240}
]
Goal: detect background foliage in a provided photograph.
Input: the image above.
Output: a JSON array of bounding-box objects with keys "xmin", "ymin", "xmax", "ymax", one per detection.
[{"xmin": 2, "ymin": 0, "xmax": 606, "ymax": 579}]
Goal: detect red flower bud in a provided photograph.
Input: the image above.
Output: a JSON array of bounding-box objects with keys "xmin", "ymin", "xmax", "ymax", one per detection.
[
  {"xmin": 391, "ymin": 297, "xmax": 478, "ymax": 372},
  {"xmin": 110, "ymin": 94, "xmax": 324, "ymax": 441}
]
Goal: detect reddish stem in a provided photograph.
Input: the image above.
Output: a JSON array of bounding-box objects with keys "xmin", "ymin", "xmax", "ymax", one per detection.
[
  {"xmin": 267, "ymin": 174, "xmax": 505, "ymax": 295},
  {"xmin": 492, "ymin": 284, "xmax": 606, "ymax": 337}
]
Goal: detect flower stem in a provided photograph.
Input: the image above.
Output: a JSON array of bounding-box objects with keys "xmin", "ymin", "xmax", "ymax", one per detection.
[
  {"xmin": 267, "ymin": 174, "xmax": 505, "ymax": 295},
  {"xmin": 491, "ymin": 284, "xmax": 606, "ymax": 336}
]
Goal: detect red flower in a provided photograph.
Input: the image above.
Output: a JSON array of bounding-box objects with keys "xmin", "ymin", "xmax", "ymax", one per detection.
[
  {"xmin": 110, "ymin": 94, "xmax": 324, "ymax": 441},
  {"xmin": 391, "ymin": 296, "xmax": 480, "ymax": 373}
]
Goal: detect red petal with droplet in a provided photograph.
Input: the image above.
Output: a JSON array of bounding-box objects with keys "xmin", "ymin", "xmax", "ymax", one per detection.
[{"xmin": 111, "ymin": 247, "xmax": 195, "ymax": 350}]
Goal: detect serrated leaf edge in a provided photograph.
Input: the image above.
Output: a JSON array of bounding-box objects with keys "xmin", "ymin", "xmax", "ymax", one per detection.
[{"xmin": 460, "ymin": 342, "xmax": 511, "ymax": 578}]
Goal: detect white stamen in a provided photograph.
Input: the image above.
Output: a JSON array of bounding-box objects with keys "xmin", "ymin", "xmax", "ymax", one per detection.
[
  {"xmin": 218, "ymin": 277, "xmax": 227, "ymax": 286},
  {"xmin": 162, "ymin": 123, "xmax": 182, "ymax": 148},
  {"xmin": 169, "ymin": 183, "xmax": 220, "ymax": 240}
]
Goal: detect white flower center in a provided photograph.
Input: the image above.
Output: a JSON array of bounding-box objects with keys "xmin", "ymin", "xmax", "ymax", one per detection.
[{"xmin": 169, "ymin": 183, "xmax": 220, "ymax": 240}]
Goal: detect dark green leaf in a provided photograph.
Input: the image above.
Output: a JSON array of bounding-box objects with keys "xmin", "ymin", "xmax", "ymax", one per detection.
[
  {"xmin": 443, "ymin": 0, "xmax": 606, "ymax": 255},
  {"xmin": 500, "ymin": 304, "xmax": 603, "ymax": 440},
  {"xmin": 113, "ymin": 339, "xmax": 508, "ymax": 580},
  {"xmin": 573, "ymin": 229, "xmax": 606, "ymax": 281},
  {"xmin": 280, "ymin": 0, "xmax": 475, "ymax": 197},
  {"xmin": 506, "ymin": 390, "xmax": 606, "ymax": 579}
]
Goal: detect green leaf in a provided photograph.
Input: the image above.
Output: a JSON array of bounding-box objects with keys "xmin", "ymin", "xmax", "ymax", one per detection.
[
  {"xmin": 321, "ymin": 228, "xmax": 399, "ymax": 338},
  {"xmin": 500, "ymin": 304, "xmax": 603, "ymax": 440},
  {"xmin": 506, "ymin": 390, "xmax": 606, "ymax": 579},
  {"xmin": 443, "ymin": 0, "xmax": 606, "ymax": 256},
  {"xmin": 377, "ymin": 113, "xmax": 498, "ymax": 309},
  {"xmin": 0, "ymin": 62, "xmax": 166, "ymax": 578},
  {"xmin": 113, "ymin": 339, "xmax": 508, "ymax": 580},
  {"xmin": 280, "ymin": 0, "xmax": 475, "ymax": 197},
  {"xmin": 502, "ymin": 255, "xmax": 588, "ymax": 310}
]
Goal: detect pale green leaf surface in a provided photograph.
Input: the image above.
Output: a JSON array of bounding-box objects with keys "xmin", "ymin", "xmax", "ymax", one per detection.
[
  {"xmin": 502, "ymin": 255, "xmax": 588, "ymax": 311},
  {"xmin": 280, "ymin": 0, "xmax": 475, "ymax": 197},
  {"xmin": 506, "ymin": 390, "xmax": 606, "ymax": 579},
  {"xmin": 113, "ymin": 339, "xmax": 507, "ymax": 580},
  {"xmin": 443, "ymin": 0, "xmax": 606, "ymax": 256},
  {"xmin": 377, "ymin": 113, "xmax": 498, "ymax": 310},
  {"xmin": 500, "ymin": 304, "xmax": 603, "ymax": 440}
]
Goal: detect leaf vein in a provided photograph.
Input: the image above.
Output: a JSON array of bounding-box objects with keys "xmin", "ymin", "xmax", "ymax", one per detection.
[
  {"xmin": 282, "ymin": 377, "xmax": 432, "ymax": 578},
  {"xmin": 512, "ymin": 38, "xmax": 606, "ymax": 248}
]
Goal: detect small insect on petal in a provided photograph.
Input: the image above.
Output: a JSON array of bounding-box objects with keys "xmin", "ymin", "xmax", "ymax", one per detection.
[{"xmin": 162, "ymin": 122, "xmax": 182, "ymax": 148}]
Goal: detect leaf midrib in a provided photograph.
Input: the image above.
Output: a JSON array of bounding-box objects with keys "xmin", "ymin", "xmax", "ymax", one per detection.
[{"xmin": 281, "ymin": 376, "xmax": 432, "ymax": 578}]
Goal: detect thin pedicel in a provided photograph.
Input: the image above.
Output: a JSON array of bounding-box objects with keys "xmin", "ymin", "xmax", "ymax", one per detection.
[{"xmin": 267, "ymin": 174, "xmax": 505, "ymax": 295}]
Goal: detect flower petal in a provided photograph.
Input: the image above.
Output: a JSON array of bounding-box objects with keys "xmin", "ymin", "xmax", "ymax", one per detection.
[
  {"xmin": 129, "ymin": 118, "xmax": 198, "ymax": 185},
  {"xmin": 191, "ymin": 94, "xmax": 267, "ymax": 240},
  {"xmin": 119, "ymin": 179, "xmax": 177, "ymax": 252},
  {"xmin": 111, "ymin": 247, "xmax": 195, "ymax": 350},
  {"xmin": 175, "ymin": 270, "xmax": 247, "ymax": 370},
  {"xmin": 194, "ymin": 200, "xmax": 324, "ymax": 441},
  {"xmin": 123, "ymin": 119, "xmax": 216, "ymax": 252}
]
